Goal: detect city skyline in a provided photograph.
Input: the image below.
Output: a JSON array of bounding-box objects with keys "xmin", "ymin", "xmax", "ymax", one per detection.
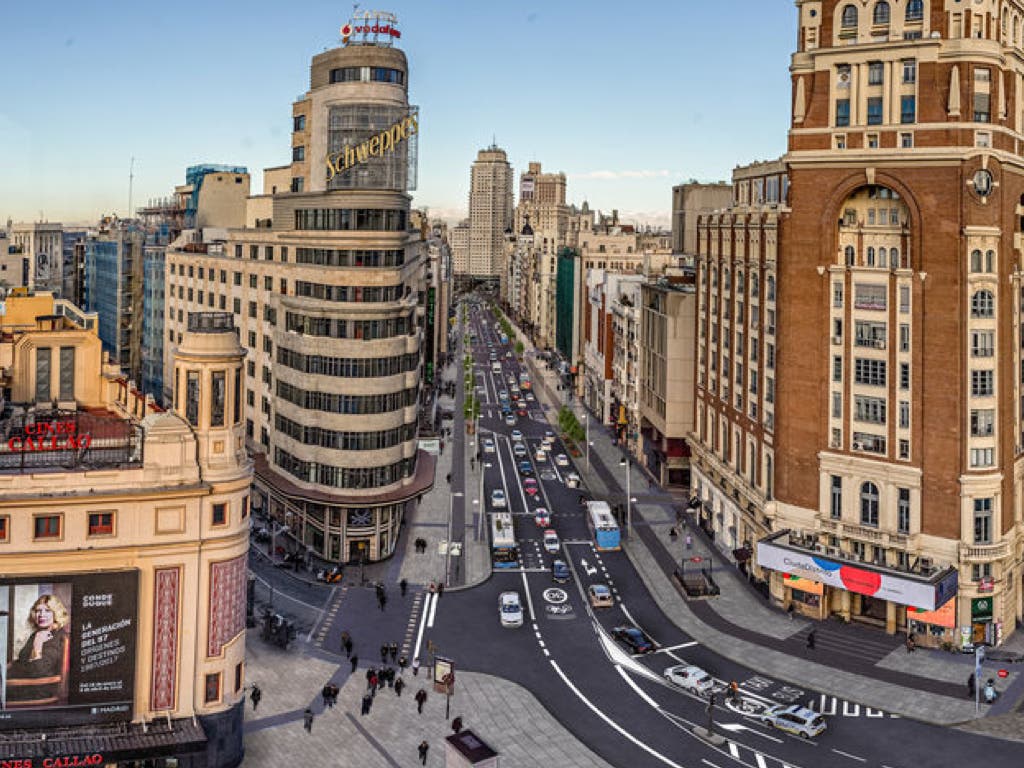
[{"xmin": 0, "ymin": 0, "xmax": 792, "ymax": 227}]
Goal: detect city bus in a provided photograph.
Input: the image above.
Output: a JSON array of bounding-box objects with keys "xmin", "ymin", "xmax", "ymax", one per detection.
[
  {"xmin": 490, "ymin": 512, "xmax": 520, "ymax": 568},
  {"xmin": 586, "ymin": 501, "xmax": 621, "ymax": 551}
]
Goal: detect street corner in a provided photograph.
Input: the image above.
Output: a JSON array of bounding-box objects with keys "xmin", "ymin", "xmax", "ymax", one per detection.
[{"xmin": 244, "ymin": 630, "xmax": 343, "ymax": 722}]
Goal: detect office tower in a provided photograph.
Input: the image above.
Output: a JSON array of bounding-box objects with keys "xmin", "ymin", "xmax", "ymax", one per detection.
[{"xmin": 465, "ymin": 145, "xmax": 513, "ymax": 285}]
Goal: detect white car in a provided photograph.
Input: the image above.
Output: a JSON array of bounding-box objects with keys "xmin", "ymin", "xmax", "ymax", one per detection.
[
  {"xmin": 555, "ymin": 453, "xmax": 569, "ymax": 467},
  {"xmin": 534, "ymin": 449, "xmax": 547, "ymax": 463},
  {"xmin": 761, "ymin": 705, "xmax": 827, "ymax": 739},
  {"xmin": 504, "ymin": 414, "xmax": 517, "ymax": 426},
  {"xmin": 491, "ymin": 489, "xmax": 507, "ymax": 508},
  {"xmin": 542, "ymin": 529, "xmax": 560, "ymax": 554},
  {"xmin": 663, "ymin": 665, "xmax": 715, "ymax": 696},
  {"xmin": 482, "ymin": 438, "xmax": 496, "ymax": 453},
  {"xmin": 499, "ymin": 591, "xmax": 523, "ymax": 628},
  {"xmin": 510, "ymin": 430, "xmax": 524, "ymax": 442},
  {"xmin": 513, "ymin": 443, "xmax": 528, "ymax": 458}
]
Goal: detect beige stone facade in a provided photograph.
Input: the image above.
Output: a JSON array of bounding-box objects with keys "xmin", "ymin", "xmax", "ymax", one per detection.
[
  {"xmin": 0, "ymin": 294, "xmax": 251, "ymax": 764},
  {"xmin": 463, "ymin": 146, "xmax": 513, "ymax": 282},
  {"xmin": 672, "ymin": 183, "xmax": 733, "ymax": 255}
]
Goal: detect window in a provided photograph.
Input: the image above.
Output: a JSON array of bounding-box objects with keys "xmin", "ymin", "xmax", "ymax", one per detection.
[
  {"xmin": 899, "ymin": 362, "xmax": 910, "ymax": 390},
  {"xmin": 972, "ymin": 330, "xmax": 994, "ymax": 357},
  {"xmin": 976, "ymin": 131, "xmax": 991, "ymax": 148},
  {"xmin": 902, "ymin": 59, "xmax": 917, "ymax": 84},
  {"xmin": 899, "ymin": 400, "xmax": 910, "ymax": 428},
  {"xmin": 842, "ymin": 4, "xmax": 858, "ymax": 27},
  {"xmin": 205, "ymin": 673, "xmax": 221, "ymax": 705},
  {"xmin": 868, "ymin": 61, "xmax": 884, "ymax": 85},
  {"xmin": 898, "ymin": 285, "xmax": 909, "ymax": 314},
  {"xmin": 970, "ymin": 448, "xmax": 994, "ymax": 467},
  {"xmin": 58, "ymin": 346, "xmax": 75, "ymax": 401},
  {"xmin": 873, "ymin": 1, "xmax": 890, "ymax": 25},
  {"xmin": 0, "ymin": 516, "xmax": 7, "ymax": 542},
  {"xmin": 897, "ymin": 488, "xmax": 910, "ymax": 534},
  {"xmin": 250, "ymin": 245, "xmax": 258, "ymax": 260},
  {"xmin": 833, "ymin": 282, "xmax": 844, "ymax": 308},
  {"xmin": 860, "ymin": 482, "xmax": 880, "ymax": 526},
  {"xmin": 971, "ymin": 370, "xmax": 994, "ymax": 397},
  {"xmin": 971, "ymin": 409, "xmax": 995, "ymax": 436},
  {"xmin": 972, "ymin": 563, "xmax": 993, "ymax": 582},
  {"xmin": 900, "ymin": 132, "xmax": 914, "ymax": 148},
  {"xmin": 973, "ymin": 498, "xmax": 992, "ymax": 544},
  {"xmin": 186, "ymin": 371, "xmax": 200, "ymax": 426},
  {"xmin": 854, "ymin": 358, "xmax": 887, "ymax": 386},
  {"xmin": 900, "ymin": 95, "xmax": 916, "ymax": 124},
  {"xmin": 832, "ymin": 391, "xmax": 842, "ymax": 418},
  {"xmin": 264, "ymin": 276, "xmax": 272, "ymax": 291},
  {"xmin": 974, "ymin": 92, "xmax": 991, "ymax": 123},
  {"xmin": 211, "ymin": 371, "xmax": 226, "ymax": 427},
  {"xmin": 35, "ymin": 347, "xmax": 51, "ymax": 402},
  {"xmin": 854, "ymin": 284, "xmax": 887, "ymax": 310},
  {"xmin": 293, "ymin": 114, "xmax": 306, "ymax": 132},
  {"xmin": 292, "ymin": 146, "xmax": 305, "ymax": 161},
  {"xmin": 906, "ymin": 0, "xmax": 923, "ymax": 22},
  {"xmin": 836, "ymin": 99, "xmax": 851, "ymax": 127},
  {"xmin": 235, "ymin": 662, "xmax": 244, "ymax": 693},
  {"xmin": 867, "ymin": 97, "xmax": 883, "ymax": 125},
  {"xmin": 854, "ymin": 395, "xmax": 886, "ymax": 424},
  {"xmin": 899, "ymin": 439, "xmax": 909, "ymax": 459},
  {"xmin": 830, "ymin": 475, "xmax": 843, "ymax": 519},
  {"xmin": 833, "ymin": 356, "xmax": 843, "ymax": 383},
  {"xmin": 242, "ymin": 497, "xmax": 249, "ymax": 518},
  {"xmin": 88, "ymin": 512, "xmax": 114, "ymax": 536},
  {"xmin": 866, "ymin": 133, "xmax": 879, "ymax": 149},
  {"xmin": 212, "ymin": 503, "xmax": 227, "ymax": 526},
  {"xmin": 971, "ymin": 290, "xmax": 994, "ymax": 318},
  {"xmin": 248, "ymin": 301, "xmax": 257, "ymax": 319},
  {"xmin": 249, "ymin": 274, "xmax": 257, "ymax": 288},
  {"xmin": 970, "ymin": 249, "xmax": 984, "ymax": 272},
  {"xmin": 34, "ymin": 515, "xmax": 61, "ymax": 539}
]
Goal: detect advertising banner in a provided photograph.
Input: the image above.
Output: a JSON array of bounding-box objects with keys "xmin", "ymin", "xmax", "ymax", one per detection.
[
  {"xmin": 907, "ymin": 598, "xmax": 956, "ymax": 628},
  {"xmin": 757, "ymin": 538, "xmax": 957, "ymax": 611},
  {"xmin": 0, "ymin": 571, "xmax": 138, "ymax": 729}
]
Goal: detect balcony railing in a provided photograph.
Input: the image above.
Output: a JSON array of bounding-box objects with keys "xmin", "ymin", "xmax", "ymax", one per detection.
[{"xmin": 960, "ymin": 540, "xmax": 1011, "ymax": 561}]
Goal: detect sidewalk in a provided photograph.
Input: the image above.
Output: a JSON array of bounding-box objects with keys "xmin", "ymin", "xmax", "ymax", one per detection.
[{"xmin": 510, "ymin": 311, "xmax": 1024, "ymax": 733}]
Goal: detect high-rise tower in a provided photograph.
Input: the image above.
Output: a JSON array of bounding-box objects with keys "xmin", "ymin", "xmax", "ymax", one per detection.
[{"xmin": 465, "ymin": 145, "xmax": 513, "ymax": 285}]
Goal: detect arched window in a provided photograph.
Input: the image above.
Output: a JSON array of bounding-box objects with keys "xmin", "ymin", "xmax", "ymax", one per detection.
[
  {"xmin": 842, "ymin": 4, "xmax": 858, "ymax": 27},
  {"xmin": 845, "ymin": 245, "xmax": 856, "ymax": 265},
  {"xmin": 751, "ymin": 273, "xmax": 760, "ymax": 297},
  {"xmin": 985, "ymin": 250, "xmax": 995, "ymax": 272},
  {"xmin": 724, "ymin": 269, "xmax": 731, "ymax": 291},
  {"xmin": 971, "ymin": 249, "xmax": 983, "ymax": 272},
  {"xmin": 878, "ymin": 247, "xmax": 887, "ymax": 268},
  {"xmin": 766, "ymin": 275, "xmax": 776, "ymax": 301},
  {"xmin": 867, "ymin": 246, "xmax": 876, "ymax": 267},
  {"xmin": 737, "ymin": 271, "xmax": 745, "ymax": 292},
  {"xmin": 891, "ymin": 247, "xmax": 901, "ymax": 268},
  {"xmin": 906, "ymin": 0, "xmax": 924, "ymax": 22},
  {"xmin": 972, "ymin": 290, "xmax": 995, "ymax": 318},
  {"xmin": 874, "ymin": 1, "xmax": 890, "ymax": 25},
  {"xmin": 860, "ymin": 482, "xmax": 880, "ymax": 526}
]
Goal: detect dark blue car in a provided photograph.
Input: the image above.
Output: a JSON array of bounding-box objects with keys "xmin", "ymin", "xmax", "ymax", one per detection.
[
  {"xmin": 612, "ymin": 625, "xmax": 654, "ymax": 654},
  {"xmin": 552, "ymin": 559, "xmax": 570, "ymax": 583},
  {"xmin": 519, "ymin": 461, "xmax": 534, "ymax": 476}
]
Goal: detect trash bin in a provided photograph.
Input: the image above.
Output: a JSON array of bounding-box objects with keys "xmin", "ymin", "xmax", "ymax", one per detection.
[{"xmin": 444, "ymin": 729, "xmax": 498, "ymax": 768}]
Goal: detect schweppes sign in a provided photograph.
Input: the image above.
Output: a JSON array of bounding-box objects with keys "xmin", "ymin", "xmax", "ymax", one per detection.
[{"xmin": 324, "ymin": 114, "xmax": 418, "ymax": 182}]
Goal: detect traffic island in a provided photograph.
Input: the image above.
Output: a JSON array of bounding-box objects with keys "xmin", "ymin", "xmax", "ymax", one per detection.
[{"xmin": 691, "ymin": 725, "xmax": 726, "ymax": 746}]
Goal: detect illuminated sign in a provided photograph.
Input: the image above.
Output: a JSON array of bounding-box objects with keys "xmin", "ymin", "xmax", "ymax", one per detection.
[
  {"xmin": 341, "ymin": 11, "xmax": 401, "ymax": 46},
  {"xmin": 7, "ymin": 420, "xmax": 92, "ymax": 452},
  {"xmin": 324, "ymin": 114, "xmax": 419, "ymax": 182},
  {"xmin": 0, "ymin": 756, "xmax": 106, "ymax": 768}
]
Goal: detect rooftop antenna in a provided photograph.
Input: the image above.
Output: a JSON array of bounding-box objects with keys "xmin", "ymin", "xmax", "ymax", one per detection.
[{"xmin": 127, "ymin": 156, "xmax": 135, "ymax": 220}]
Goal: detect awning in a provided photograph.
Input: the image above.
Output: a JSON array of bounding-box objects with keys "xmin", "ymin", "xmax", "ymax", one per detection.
[
  {"xmin": 907, "ymin": 599, "xmax": 955, "ymax": 628},
  {"xmin": 782, "ymin": 573, "xmax": 824, "ymax": 595}
]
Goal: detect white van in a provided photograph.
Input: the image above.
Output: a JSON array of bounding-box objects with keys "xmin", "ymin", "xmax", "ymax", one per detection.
[{"xmin": 491, "ymin": 361, "xmax": 502, "ymax": 373}]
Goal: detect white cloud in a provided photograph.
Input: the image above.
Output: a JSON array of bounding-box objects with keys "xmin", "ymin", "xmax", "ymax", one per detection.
[{"xmin": 570, "ymin": 169, "xmax": 671, "ymax": 180}]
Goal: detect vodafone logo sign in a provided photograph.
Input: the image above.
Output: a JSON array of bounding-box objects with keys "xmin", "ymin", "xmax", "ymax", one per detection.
[
  {"xmin": 340, "ymin": 11, "xmax": 401, "ymax": 45},
  {"xmin": 340, "ymin": 23, "xmax": 353, "ymax": 38}
]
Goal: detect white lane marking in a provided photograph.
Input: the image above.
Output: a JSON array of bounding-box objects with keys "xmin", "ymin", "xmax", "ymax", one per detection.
[
  {"xmin": 717, "ymin": 723, "xmax": 782, "ymax": 743},
  {"xmin": 520, "ymin": 570, "xmax": 536, "ymax": 621},
  {"xmin": 249, "ymin": 572, "xmax": 324, "ymax": 612},
  {"xmin": 754, "ymin": 752, "xmax": 769, "ymax": 768},
  {"xmin": 658, "ymin": 641, "xmax": 698, "ymax": 653},
  {"xmin": 413, "ymin": 593, "xmax": 434, "ymax": 661},
  {"xmin": 831, "ymin": 749, "xmax": 867, "ymax": 763},
  {"xmin": 492, "ymin": 433, "xmax": 517, "ymax": 513},
  {"xmin": 701, "ymin": 761, "xmax": 724, "ymax": 768},
  {"xmin": 616, "ymin": 664, "xmax": 660, "ymax": 708},
  {"xmin": 728, "ymin": 742, "xmax": 740, "ymax": 758},
  {"xmin": 618, "ymin": 603, "xmax": 660, "ymax": 647},
  {"xmin": 549, "ymin": 660, "xmax": 687, "ymax": 768},
  {"xmin": 305, "ymin": 584, "xmax": 339, "ymax": 642},
  {"xmin": 426, "ymin": 590, "xmax": 439, "ymax": 628},
  {"xmin": 542, "ymin": 648, "xmax": 550, "ymax": 656},
  {"xmin": 595, "ymin": 626, "xmax": 663, "ymax": 684}
]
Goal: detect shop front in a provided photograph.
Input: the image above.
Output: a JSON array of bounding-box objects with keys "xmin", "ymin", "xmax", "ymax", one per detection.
[
  {"xmin": 907, "ymin": 599, "xmax": 956, "ymax": 649},
  {"xmin": 782, "ymin": 574, "xmax": 825, "ymax": 619}
]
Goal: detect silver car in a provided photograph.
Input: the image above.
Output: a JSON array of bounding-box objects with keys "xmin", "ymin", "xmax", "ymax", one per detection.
[{"xmin": 760, "ymin": 705, "xmax": 827, "ymax": 739}]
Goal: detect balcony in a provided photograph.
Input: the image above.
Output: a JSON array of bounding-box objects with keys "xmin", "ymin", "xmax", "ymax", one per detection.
[{"xmin": 960, "ymin": 540, "xmax": 1010, "ymax": 562}]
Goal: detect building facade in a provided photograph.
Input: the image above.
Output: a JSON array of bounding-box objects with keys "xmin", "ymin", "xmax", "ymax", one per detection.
[
  {"xmin": 8, "ymin": 222, "xmax": 63, "ymax": 294},
  {"xmin": 0, "ymin": 295, "xmax": 251, "ymax": 767},
  {"xmin": 672, "ymin": 182, "xmax": 734, "ymax": 255},
  {"xmin": 164, "ymin": 22, "xmax": 433, "ymax": 566},
  {"xmin": 693, "ymin": 0, "xmax": 1024, "ymax": 647},
  {"xmin": 465, "ymin": 145, "xmax": 513, "ymax": 284}
]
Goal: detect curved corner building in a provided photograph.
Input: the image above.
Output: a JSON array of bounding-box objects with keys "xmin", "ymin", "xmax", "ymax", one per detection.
[{"xmin": 165, "ymin": 20, "xmax": 432, "ymax": 565}]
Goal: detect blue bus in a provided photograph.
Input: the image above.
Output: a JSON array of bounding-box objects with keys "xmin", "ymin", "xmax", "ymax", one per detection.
[
  {"xmin": 490, "ymin": 512, "xmax": 519, "ymax": 568},
  {"xmin": 587, "ymin": 501, "xmax": 621, "ymax": 551}
]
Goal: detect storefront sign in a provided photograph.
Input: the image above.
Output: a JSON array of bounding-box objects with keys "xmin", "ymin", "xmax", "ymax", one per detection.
[
  {"xmin": 340, "ymin": 11, "xmax": 402, "ymax": 45},
  {"xmin": 783, "ymin": 573, "xmax": 824, "ymax": 595},
  {"xmin": 757, "ymin": 536, "xmax": 958, "ymax": 611},
  {"xmin": 7, "ymin": 420, "xmax": 92, "ymax": 452},
  {"xmin": 978, "ymin": 576, "xmax": 994, "ymax": 593},
  {"xmin": 324, "ymin": 114, "xmax": 418, "ymax": 182},
  {"xmin": 1, "ymin": 756, "xmax": 104, "ymax": 768},
  {"xmin": 907, "ymin": 598, "xmax": 956, "ymax": 628},
  {"xmin": 971, "ymin": 597, "xmax": 993, "ymax": 621}
]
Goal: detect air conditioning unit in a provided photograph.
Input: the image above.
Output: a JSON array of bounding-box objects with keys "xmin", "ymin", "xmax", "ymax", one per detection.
[
  {"xmin": 825, "ymin": 546, "xmax": 839, "ymax": 557},
  {"xmin": 873, "ymin": 339, "xmax": 886, "ymax": 350},
  {"xmin": 832, "ymin": 335, "xmax": 842, "ymax": 345},
  {"xmin": 852, "ymin": 441, "xmax": 864, "ymax": 451}
]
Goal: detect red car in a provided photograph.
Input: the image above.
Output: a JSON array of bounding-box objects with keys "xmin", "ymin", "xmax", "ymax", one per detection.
[
  {"xmin": 524, "ymin": 478, "xmax": 539, "ymax": 496},
  {"xmin": 534, "ymin": 508, "xmax": 551, "ymax": 527}
]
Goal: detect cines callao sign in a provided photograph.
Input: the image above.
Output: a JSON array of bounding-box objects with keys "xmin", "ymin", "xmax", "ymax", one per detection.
[{"xmin": 324, "ymin": 114, "xmax": 418, "ymax": 182}]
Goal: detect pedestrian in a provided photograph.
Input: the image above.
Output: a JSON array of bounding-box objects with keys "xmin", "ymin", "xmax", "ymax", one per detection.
[
  {"xmin": 685, "ymin": 534, "xmax": 693, "ymax": 550},
  {"xmin": 786, "ymin": 603, "xmax": 795, "ymax": 621},
  {"xmin": 968, "ymin": 672, "xmax": 976, "ymax": 699},
  {"xmin": 321, "ymin": 683, "xmax": 332, "ymax": 708},
  {"xmin": 330, "ymin": 683, "xmax": 339, "ymax": 706},
  {"xmin": 303, "ymin": 708, "xmax": 314, "ymax": 733},
  {"xmin": 418, "ymin": 740, "xmax": 429, "ymax": 765},
  {"xmin": 451, "ymin": 716, "xmax": 464, "ymax": 733},
  {"xmin": 351, "ymin": 654, "xmax": 359, "ymax": 674},
  {"xmin": 669, "ymin": 526, "xmax": 678, "ymax": 540},
  {"xmin": 380, "ymin": 644, "xmax": 389, "ymax": 663},
  {"xmin": 378, "ymin": 592, "xmax": 387, "ymax": 611},
  {"xmin": 390, "ymin": 642, "xmax": 398, "ymax": 662},
  {"xmin": 378, "ymin": 670, "xmax": 387, "ymax": 692},
  {"xmin": 395, "ymin": 677, "xmax": 405, "ymax": 697},
  {"xmin": 437, "ymin": 581, "xmax": 444, "ymax": 598},
  {"xmin": 806, "ymin": 630, "xmax": 816, "ymax": 650},
  {"xmin": 429, "ymin": 581, "xmax": 437, "ymax": 595},
  {"xmin": 344, "ymin": 637, "xmax": 353, "ymax": 658},
  {"xmin": 250, "ymin": 684, "xmax": 262, "ymax": 712},
  {"xmin": 446, "ymin": 472, "xmax": 452, "ymax": 484},
  {"xmin": 906, "ymin": 633, "xmax": 916, "ymax": 653},
  {"xmin": 361, "ymin": 692, "xmax": 373, "ymax": 716},
  {"xmin": 369, "ymin": 672, "xmax": 378, "ymax": 692},
  {"xmin": 400, "ymin": 578, "xmax": 408, "ymax": 597},
  {"xmin": 398, "ymin": 655, "xmax": 408, "ymax": 671},
  {"xmin": 412, "ymin": 657, "xmax": 421, "ymax": 676},
  {"xmin": 415, "ymin": 687, "xmax": 427, "ymax": 714}
]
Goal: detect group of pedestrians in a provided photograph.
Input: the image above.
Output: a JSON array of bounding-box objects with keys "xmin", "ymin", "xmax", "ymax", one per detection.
[{"xmin": 320, "ymin": 681, "xmax": 340, "ymax": 708}]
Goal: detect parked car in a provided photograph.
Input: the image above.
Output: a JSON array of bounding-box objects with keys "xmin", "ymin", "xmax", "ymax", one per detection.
[
  {"xmin": 555, "ymin": 453, "xmax": 569, "ymax": 467},
  {"xmin": 499, "ymin": 591, "xmax": 524, "ymax": 628},
  {"xmin": 611, "ymin": 625, "xmax": 655, "ymax": 654},
  {"xmin": 490, "ymin": 489, "xmax": 507, "ymax": 508},
  {"xmin": 543, "ymin": 529, "xmax": 560, "ymax": 554},
  {"xmin": 534, "ymin": 508, "xmax": 551, "ymax": 527},
  {"xmin": 664, "ymin": 665, "xmax": 715, "ymax": 696},
  {"xmin": 760, "ymin": 705, "xmax": 827, "ymax": 739},
  {"xmin": 482, "ymin": 437, "xmax": 496, "ymax": 453},
  {"xmin": 588, "ymin": 584, "xmax": 614, "ymax": 608},
  {"xmin": 552, "ymin": 559, "xmax": 570, "ymax": 583},
  {"xmin": 523, "ymin": 478, "xmax": 539, "ymax": 496}
]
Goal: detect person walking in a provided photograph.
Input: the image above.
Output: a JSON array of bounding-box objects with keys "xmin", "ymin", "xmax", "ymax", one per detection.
[
  {"xmin": 380, "ymin": 644, "xmax": 389, "ymax": 664},
  {"xmin": 806, "ymin": 630, "xmax": 816, "ymax": 650},
  {"xmin": 451, "ymin": 716, "xmax": 464, "ymax": 734},
  {"xmin": 398, "ymin": 655, "xmax": 408, "ymax": 672},
  {"xmin": 321, "ymin": 683, "xmax": 332, "ymax": 708},
  {"xmin": 389, "ymin": 642, "xmax": 398, "ymax": 662},
  {"xmin": 350, "ymin": 654, "xmax": 359, "ymax": 674},
  {"xmin": 395, "ymin": 676, "xmax": 405, "ymax": 697},
  {"xmin": 786, "ymin": 603, "xmax": 795, "ymax": 621},
  {"xmin": 361, "ymin": 692, "xmax": 373, "ymax": 716},
  {"xmin": 685, "ymin": 534, "xmax": 693, "ymax": 550},
  {"xmin": 250, "ymin": 684, "xmax": 262, "ymax": 712},
  {"xmin": 415, "ymin": 687, "xmax": 428, "ymax": 714},
  {"xmin": 303, "ymin": 708, "xmax": 314, "ymax": 733},
  {"xmin": 669, "ymin": 526, "xmax": 678, "ymax": 541},
  {"xmin": 378, "ymin": 592, "xmax": 388, "ymax": 612},
  {"xmin": 412, "ymin": 657, "xmax": 421, "ymax": 676},
  {"xmin": 400, "ymin": 579, "xmax": 408, "ymax": 597},
  {"xmin": 968, "ymin": 672, "xmax": 976, "ymax": 699},
  {"xmin": 385, "ymin": 666, "xmax": 394, "ymax": 688},
  {"xmin": 343, "ymin": 636, "xmax": 353, "ymax": 658},
  {"xmin": 368, "ymin": 670, "xmax": 378, "ymax": 692},
  {"xmin": 437, "ymin": 581, "xmax": 444, "ymax": 598},
  {"xmin": 418, "ymin": 740, "xmax": 429, "ymax": 765}
]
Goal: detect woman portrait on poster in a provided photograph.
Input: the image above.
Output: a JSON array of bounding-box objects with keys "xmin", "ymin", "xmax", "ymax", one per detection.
[{"xmin": 6, "ymin": 594, "xmax": 70, "ymax": 704}]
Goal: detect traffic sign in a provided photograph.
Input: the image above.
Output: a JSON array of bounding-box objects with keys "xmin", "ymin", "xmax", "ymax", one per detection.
[
  {"xmin": 998, "ymin": 669, "xmax": 1009, "ymax": 678},
  {"xmin": 690, "ymin": 556, "xmax": 703, "ymax": 563}
]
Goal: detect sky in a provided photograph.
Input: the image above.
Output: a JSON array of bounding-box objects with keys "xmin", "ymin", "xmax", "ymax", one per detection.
[{"xmin": 0, "ymin": 1, "xmax": 795, "ymax": 229}]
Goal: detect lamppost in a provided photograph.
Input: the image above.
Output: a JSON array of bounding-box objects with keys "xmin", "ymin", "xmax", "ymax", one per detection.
[
  {"xmin": 619, "ymin": 456, "xmax": 633, "ymax": 537},
  {"xmin": 585, "ymin": 411, "xmax": 590, "ymax": 470}
]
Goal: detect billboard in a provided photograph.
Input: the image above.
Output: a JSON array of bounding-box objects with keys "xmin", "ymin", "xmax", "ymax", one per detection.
[{"xmin": 0, "ymin": 571, "xmax": 137, "ymax": 728}]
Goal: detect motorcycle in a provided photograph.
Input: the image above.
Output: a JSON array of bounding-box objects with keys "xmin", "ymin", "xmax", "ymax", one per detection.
[{"xmin": 984, "ymin": 680, "xmax": 998, "ymax": 703}]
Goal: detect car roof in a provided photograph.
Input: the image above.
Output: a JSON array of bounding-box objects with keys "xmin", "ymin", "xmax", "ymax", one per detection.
[
  {"xmin": 499, "ymin": 591, "xmax": 520, "ymax": 603},
  {"xmin": 590, "ymin": 584, "xmax": 610, "ymax": 593},
  {"xmin": 777, "ymin": 705, "xmax": 818, "ymax": 719}
]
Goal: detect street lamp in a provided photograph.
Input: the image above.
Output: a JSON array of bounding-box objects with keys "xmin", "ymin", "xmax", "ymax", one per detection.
[
  {"xmin": 585, "ymin": 411, "xmax": 590, "ymax": 470},
  {"xmin": 619, "ymin": 456, "xmax": 633, "ymax": 537}
]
